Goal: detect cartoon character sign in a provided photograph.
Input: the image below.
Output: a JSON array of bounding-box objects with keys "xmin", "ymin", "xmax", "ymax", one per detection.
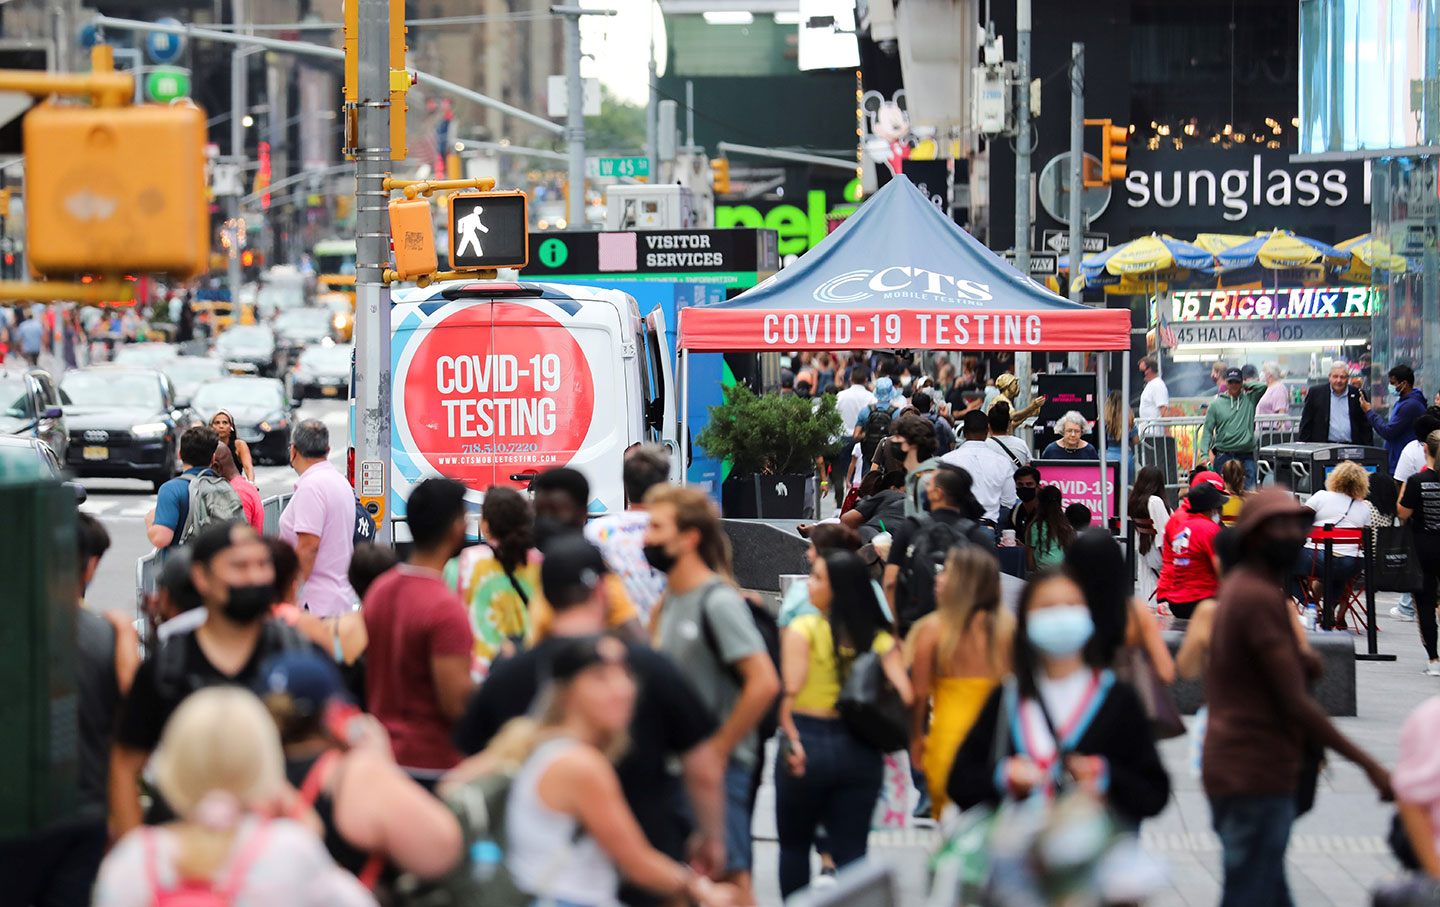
[{"xmin": 862, "ymin": 89, "xmax": 912, "ymax": 176}]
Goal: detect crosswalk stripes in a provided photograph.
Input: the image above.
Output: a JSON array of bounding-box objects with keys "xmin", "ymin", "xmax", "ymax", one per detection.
[{"xmin": 81, "ymin": 500, "xmax": 154, "ymax": 519}]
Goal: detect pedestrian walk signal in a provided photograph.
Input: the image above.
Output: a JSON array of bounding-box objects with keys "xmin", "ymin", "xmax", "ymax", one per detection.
[{"xmin": 447, "ymin": 191, "xmax": 528, "ymax": 270}]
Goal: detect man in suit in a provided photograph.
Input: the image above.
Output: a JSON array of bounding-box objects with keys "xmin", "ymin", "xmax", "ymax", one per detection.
[{"xmin": 1298, "ymin": 361, "xmax": 1373, "ymax": 445}]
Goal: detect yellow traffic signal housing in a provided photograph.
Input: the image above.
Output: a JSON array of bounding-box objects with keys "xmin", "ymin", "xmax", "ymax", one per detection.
[
  {"xmin": 24, "ymin": 102, "xmax": 208, "ymax": 279},
  {"xmin": 1102, "ymin": 120, "xmax": 1128, "ymax": 183},
  {"xmin": 1081, "ymin": 118, "xmax": 1130, "ymax": 187},
  {"xmin": 711, "ymin": 157, "xmax": 730, "ymax": 195},
  {"xmin": 388, "ymin": 196, "xmax": 436, "ymax": 279}
]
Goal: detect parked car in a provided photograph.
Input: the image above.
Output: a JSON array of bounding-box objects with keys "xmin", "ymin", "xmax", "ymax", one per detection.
[
  {"xmin": 0, "ymin": 367, "xmax": 67, "ymax": 460},
  {"xmin": 0, "ymin": 434, "xmax": 85, "ymax": 503},
  {"xmin": 61, "ymin": 367, "xmax": 191, "ymax": 490},
  {"xmin": 161, "ymin": 356, "xmax": 225, "ymax": 408},
  {"xmin": 0, "ymin": 435, "xmax": 86, "ymax": 501},
  {"xmin": 191, "ymin": 376, "xmax": 295, "ymax": 465},
  {"xmin": 213, "ymin": 324, "xmax": 277, "ymax": 376},
  {"xmin": 273, "ymin": 306, "xmax": 337, "ymax": 349},
  {"xmin": 112, "ymin": 342, "xmax": 180, "ymax": 368},
  {"xmin": 290, "ymin": 343, "xmax": 352, "ymax": 401}
]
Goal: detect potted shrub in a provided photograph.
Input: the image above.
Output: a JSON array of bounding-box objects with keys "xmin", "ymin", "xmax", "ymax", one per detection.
[{"xmin": 695, "ymin": 384, "xmax": 843, "ymax": 519}]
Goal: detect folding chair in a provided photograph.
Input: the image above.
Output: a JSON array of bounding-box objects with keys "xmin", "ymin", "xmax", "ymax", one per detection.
[{"xmin": 1295, "ymin": 526, "xmax": 1369, "ymax": 633}]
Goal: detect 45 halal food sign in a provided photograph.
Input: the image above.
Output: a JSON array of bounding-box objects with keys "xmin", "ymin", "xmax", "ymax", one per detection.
[{"xmin": 395, "ymin": 302, "xmax": 594, "ymax": 488}]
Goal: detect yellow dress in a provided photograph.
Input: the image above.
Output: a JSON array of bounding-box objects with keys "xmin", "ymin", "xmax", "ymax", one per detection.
[{"xmin": 923, "ymin": 676, "xmax": 998, "ymax": 817}]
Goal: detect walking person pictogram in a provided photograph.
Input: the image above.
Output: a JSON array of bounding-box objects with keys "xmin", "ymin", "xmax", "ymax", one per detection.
[{"xmin": 456, "ymin": 207, "xmax": 489, "ymax": 259}]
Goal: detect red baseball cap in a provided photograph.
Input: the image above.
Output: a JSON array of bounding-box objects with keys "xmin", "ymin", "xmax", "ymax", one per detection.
[{"xmin": 1189, "ymin": 470, "xmax": 1226, "ymax": 492}]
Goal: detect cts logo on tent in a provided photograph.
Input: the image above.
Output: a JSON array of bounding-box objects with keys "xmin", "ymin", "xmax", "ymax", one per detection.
[{"xmin": 812, "ymin": 266, "xmax": 993, "ymax": 305}]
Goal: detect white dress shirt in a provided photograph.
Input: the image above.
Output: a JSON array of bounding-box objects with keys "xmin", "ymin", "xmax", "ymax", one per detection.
[{"xmin": 939, "ymin": 439, "xmax": 1018, "ymax": 522}]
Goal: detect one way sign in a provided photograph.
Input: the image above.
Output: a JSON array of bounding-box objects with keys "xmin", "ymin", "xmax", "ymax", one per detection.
[
  {"xmin": 1042, "ymin": 230, "xmax": 1108, "ymax": 255},
  {"xmin": 447, "ymin": 191, "xmax": 530, "ymax": 270}
]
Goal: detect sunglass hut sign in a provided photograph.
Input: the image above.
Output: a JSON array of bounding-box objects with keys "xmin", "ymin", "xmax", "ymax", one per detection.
[{"xmin": 1122, "ymin": 149, "xmax": 1370, "ymax": 224}]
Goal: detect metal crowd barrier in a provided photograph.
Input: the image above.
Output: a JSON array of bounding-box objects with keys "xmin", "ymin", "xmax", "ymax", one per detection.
[
  {"xmin": 135, "ymin": 493, "xmax": 294, "ymax": 619},
  {"xmin": 1135, "ymin": 414, "xmax": 1299, "ymax": 501}
]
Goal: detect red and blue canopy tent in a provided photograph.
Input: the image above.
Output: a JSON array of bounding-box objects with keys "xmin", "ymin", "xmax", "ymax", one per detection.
[{"xmin": 676, "ymin": 175, "xmax": 1136, "ymax": 525}]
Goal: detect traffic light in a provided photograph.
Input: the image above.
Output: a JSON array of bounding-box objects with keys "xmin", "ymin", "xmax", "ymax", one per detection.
[
  {"xmin": 24, "ymin": 102, "xmax": 208, "ymax": 279},
  {"xmin": 711, "ymin": 157, "xmax": 730, "ymax": 195},
  {"xmin": 1082, "ymin": 118, "xmax": 1129, "ymax": 186}
]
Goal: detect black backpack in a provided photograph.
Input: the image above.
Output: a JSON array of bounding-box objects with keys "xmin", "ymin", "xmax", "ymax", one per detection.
[
  {"xmin": 895, "ymin": 514, "xmax": 991, "ymax": 633},
  {"xmin": 154, "ymin": 620, "xmax": 309, "ymax": 700},
  {"xmin": 860, "ymin": 404, "xmax": 895, "ymax": 467},
  {"xmin": 699, "ymin": 584, "xmax": 782, "ymax": 744}
]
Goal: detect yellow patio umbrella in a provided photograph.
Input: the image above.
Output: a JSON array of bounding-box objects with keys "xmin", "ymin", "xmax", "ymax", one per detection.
[
  {"xmin": 1196, "ymin": 229, "xmax": 1350, "ymax": 270},
  {"xmin": 1335, "ymin": 233, "xmax": 1407, "ymax": 283}
]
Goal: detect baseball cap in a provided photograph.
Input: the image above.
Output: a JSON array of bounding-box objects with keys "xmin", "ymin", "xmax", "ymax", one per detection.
[
  {"xmin": 874, "ymin": 376, "xmax": 897, "ymax": 405},
  {"xmin": 1224, "ymin": 367, "xmax": 1243, "ymax": 383},
  {"xmin": 539, "ymin": 533, "xmax": 610, "ymax": 607},
  {"xmin": 1189, "ymin": 470, "xmax": 1226, "ymax": 492},
  {"xmin": 1186, "ymin": 482, "xmax": 1227, "ymax": 512},
  {"xmin": 253, "ymin": 650, "xmax": 351, "ymax": 717}
]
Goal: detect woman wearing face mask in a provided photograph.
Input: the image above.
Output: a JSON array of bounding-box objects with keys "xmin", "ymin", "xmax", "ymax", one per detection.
[
  {"xmin": 908, "ymin": 545, "xmax": 1013, "ymax": 817},
  {"xmin": 1156, "ymin": 479, "xmax": 1227, "ymax": 620},
  {"xmin": 776, "ymin": 550, "xmax": 912, "ymax": 897},
  {"xmin": 946, "ymin": 571, "xmax": 1170, "ymax": 828}
]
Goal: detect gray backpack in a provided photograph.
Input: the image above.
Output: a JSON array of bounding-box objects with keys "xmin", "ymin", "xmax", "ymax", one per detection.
[{"xmin": 178, "ymin": 469, "xmax": 245, "ymax": 544}]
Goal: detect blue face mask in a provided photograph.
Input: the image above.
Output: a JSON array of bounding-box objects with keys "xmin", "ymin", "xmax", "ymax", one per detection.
[
  {"xmin": 1391, "ymin": 384, "xmax": 1403, "ymax": 396},
  {"xmin": 1026, "ymin": 605, "xmax": 1095, "ymax": 658}
]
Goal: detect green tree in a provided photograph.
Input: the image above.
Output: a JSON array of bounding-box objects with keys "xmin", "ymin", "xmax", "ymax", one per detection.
[
  {"xmin": 584, "ymin": 85, "xmax": 647, "ymax": 153},
  {"xmin": 695, "ymin": 385, "xmax": 842, "ymax": 476}
]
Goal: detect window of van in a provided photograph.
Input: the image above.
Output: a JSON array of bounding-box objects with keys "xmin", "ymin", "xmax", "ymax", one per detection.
[{"xmin": 641, "ymin": 323, "xmax": 664, "ymax": 433}]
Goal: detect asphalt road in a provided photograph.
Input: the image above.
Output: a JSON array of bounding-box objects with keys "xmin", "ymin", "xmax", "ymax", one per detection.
[{"xmin": 78, "ymin": 398, "xmax": 350, "ymax": 618}]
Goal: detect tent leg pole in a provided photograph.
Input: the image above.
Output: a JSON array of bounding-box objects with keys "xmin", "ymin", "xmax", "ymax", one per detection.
[
  {"xmin": 680, "ymin": 348, "xmax": 690, "ymax": 488},
  {"xmin": 1097, "ymin": 352, "xmax": 1109, "ymax": 529},
  {"xmin": 1121, "ymin": 348, "xmax": 1131, "ymax": 545}
]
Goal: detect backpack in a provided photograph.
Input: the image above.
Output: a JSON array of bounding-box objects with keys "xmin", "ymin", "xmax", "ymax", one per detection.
[
  {"xmin": 393, "ymin": 762, "xmax": 573, "ymax": 907},
  {"xmin": 353, "ymin": 496, "xmax": 377, "ymax": 547},
  {"xmin": 141, "ymin": 821, "xmax": 271, "ymax": 906},
  {"xmin": 154, "ymin": 621, "xmax": 309, "ymax": 700},
  {"xmin": 895, "ymin": 513, "xmax": 991, "ymax": 632},
  {"xmin": 177, "ymin": 470, "xmax": 245, "ymax": 545},
  {"xmin": 859, "ymin": 404, "xmax": 895, "ymax": 468},
  {"xmin": 699, "ymin": 584, "xmax": 783, "ymax": 745}
]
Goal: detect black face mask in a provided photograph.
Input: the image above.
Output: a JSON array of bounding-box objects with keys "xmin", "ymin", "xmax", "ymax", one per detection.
[
  {"xmin": 1016, "ymin": 486, "xmax": 1038, "ymax": 503},
  {"xmin": 221, "ymin": 583, "xmax": 274, "ymax": 623},
  {"xmin": 643, "ymin": 543, "xmax": 678, "ymax": 573}
]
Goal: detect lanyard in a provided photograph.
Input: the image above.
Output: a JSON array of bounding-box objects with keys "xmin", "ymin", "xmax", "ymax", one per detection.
[{"xmin": 1018, "ymin": 669, "xmax": 1104, "ymax": 773}]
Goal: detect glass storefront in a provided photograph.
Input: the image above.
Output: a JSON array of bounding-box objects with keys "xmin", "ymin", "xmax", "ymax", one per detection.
[{"xmin": 1370, "ymin": 157, "xmax": 1440, "ymax": 398}]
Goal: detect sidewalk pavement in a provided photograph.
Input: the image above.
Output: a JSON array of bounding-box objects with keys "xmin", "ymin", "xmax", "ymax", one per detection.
[{"xmin": 753, "ymin": 592, "xmax": 1432, "ymax": 905}]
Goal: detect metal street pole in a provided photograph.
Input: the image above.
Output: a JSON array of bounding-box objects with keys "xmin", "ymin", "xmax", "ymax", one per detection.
[
  {"xmin": 645, "ymin": 5, "xmax": 658, "ymax": 181},
  {"xmin": 563, "ymin": 10, "xmax": 583, "ymax": 230},
  {"xmin": 227, "ymin": 11, "xmax": 248, "ymax": 304},
  {"xmin": 354, "ymin": 0, "xmax": 392, "ymax": 543},
  {"xmin": 1013, "ymin": 0, "xmax": 1033, "ymax": 409},
  {"xmin": 552, "ymin": 6, "xmax": 616, "ymax": 231},
  {"xmin": 1067, "ymin": 42, "xmax": 1085, "ymax": 372}
]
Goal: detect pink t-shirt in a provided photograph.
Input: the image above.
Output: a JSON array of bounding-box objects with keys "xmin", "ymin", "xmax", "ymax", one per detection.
[
  {"xmin": 1256, "ymin": 381, "xmax": 1290, "ymax": 415},
  {"xmin": 1395, "ymin": 696, "xmax": 1440, "ymax": 857},
  {"xmin": 231, "ymin": 474, "xmax": 264, "ymax": 534},
  {"xmin": 278, "ymin": 460, "xmax": 356, "ymax": 617}
]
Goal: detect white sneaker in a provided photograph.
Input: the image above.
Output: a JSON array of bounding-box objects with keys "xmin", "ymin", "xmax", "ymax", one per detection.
[
  {"xmin": 1424, "ymin": 662, "xmax": 1440, "ymax": 676},
  {"xmin": 1392, "ymin": 606, "xmax": 1417, "ymax": 622}
]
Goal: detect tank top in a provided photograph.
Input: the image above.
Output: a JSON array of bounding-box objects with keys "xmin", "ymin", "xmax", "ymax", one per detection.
[{"xmin": 506, "ymin": 738, "xmax": 620, "ymax": 906}]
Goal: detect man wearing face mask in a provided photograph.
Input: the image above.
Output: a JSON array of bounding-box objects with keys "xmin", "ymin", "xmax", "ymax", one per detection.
[
  {"xmin": 110, "ymin": 521, "xmax": 303, "ymax": 838},
  {"xmin": 363, "ymin": 477, "xmax": 475, "ymax": 785},
  {"xmin": 1205, "ymin": 491, "xmax": 1393, "ymax": 907}
]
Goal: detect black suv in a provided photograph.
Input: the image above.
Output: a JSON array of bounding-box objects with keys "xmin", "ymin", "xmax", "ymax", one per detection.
[{"xmin": 61, "ymin": 366, "xmax": 194, "ymax": 490}]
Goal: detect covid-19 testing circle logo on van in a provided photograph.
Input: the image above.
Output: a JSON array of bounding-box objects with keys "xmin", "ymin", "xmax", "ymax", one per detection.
[{"xmin": 400, "ymin": 302, "xmax": 595, "ymax": 488}]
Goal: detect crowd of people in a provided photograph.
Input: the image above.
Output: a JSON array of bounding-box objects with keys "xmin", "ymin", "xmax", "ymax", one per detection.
[{"xmin": 20, "ymin": 343, "xmax": 1440, "ymax": 906}]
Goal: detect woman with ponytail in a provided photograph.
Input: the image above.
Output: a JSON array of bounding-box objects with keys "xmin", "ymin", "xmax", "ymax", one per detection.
[
  {"xmin": 449, "ymin": 485, "xmax": 540, "ymax": 674},
  {"xmin": 93, "ymin": 686, "xmax": 374, "ymax": 905}
]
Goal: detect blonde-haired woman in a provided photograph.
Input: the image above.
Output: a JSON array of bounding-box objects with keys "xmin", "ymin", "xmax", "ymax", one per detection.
[
  {"xmin": 907, "ymin": 545, "xmax": 1015, "ymax": 817},
  {"xmin": 442, "ymin": 635, "xmax": 740, "ymax": 907},
  {"xmin": 93, "ymin": 687, "xmax": 375, "ymax": 906},
  {"xmin": 1294, "ymin": 459, "xmax": 1373, "ymax": 616}
]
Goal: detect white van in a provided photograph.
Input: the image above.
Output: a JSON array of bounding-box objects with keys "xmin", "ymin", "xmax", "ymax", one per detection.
[{"xmin": 366, "ymin": 280, "xmax": 679, "ymax": 538}]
